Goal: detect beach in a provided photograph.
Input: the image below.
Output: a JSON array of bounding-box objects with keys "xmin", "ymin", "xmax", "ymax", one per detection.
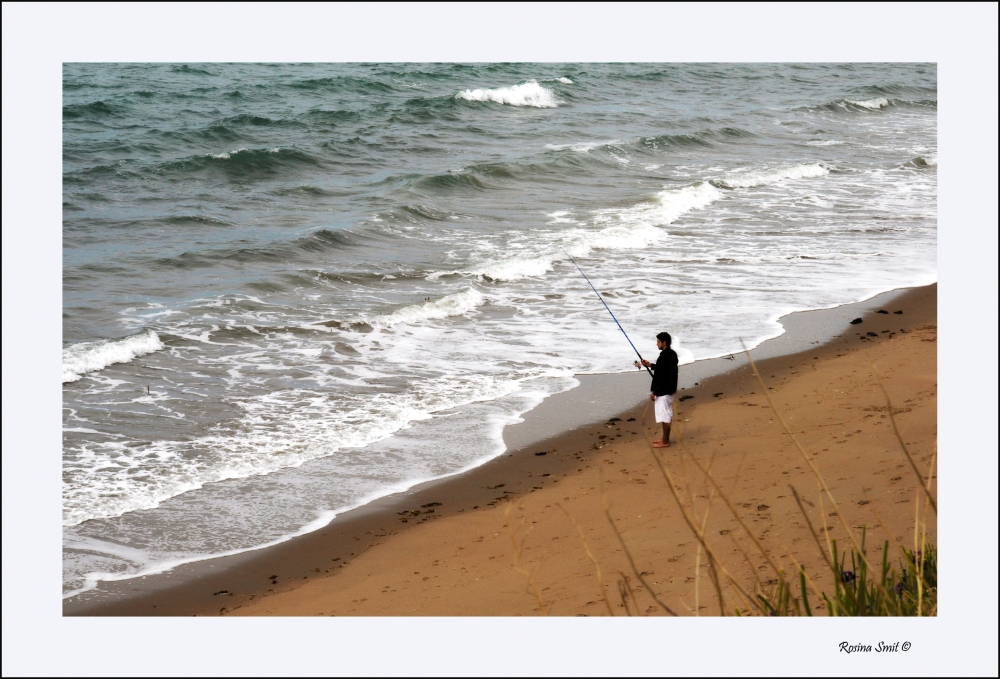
[
  {"xmin": 60, "ymin": 63, "xmax": 938, "ymax": 598},
  {"xmin": 67, "ymin": 283, "xmax": 936, "ymax": 616}
]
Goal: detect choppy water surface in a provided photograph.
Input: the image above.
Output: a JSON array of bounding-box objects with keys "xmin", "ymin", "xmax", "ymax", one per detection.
[{"xmin": 63, "ymin": 63, "xmax": 936, "ymax": 596}]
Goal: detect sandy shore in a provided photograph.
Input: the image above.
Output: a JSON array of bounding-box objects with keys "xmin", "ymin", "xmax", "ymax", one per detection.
[{"xmin": 66, "ymin": 284, "xmax": 936, "ymax": 616}]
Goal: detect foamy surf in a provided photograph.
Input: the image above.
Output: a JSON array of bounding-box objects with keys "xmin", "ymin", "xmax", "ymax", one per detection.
[
  {"xmin": 545, "ymin": 140, "xmax": 620, "ymax": 153},
  {"xmin": 429, "ymin": 182, "xmax": 724, "ymax": 283},
  {"xmin": 711, "ymin": 163, "xmax": 829, "ymax": 189},
  {"xmin": 62, "ymin": 329, "xmax": 165, "ymax": 383},
  {"xmin": 848, "ymin": 97, "xmax": 889, "ymax": 109},
  {"xmin": 361, "ymin": 287, "xmax": 485, "ymax": 327},
  {"xmin": 456, "ymin": 80, "xmax": 559, "ymax": 108},
  {"xmin": 62, "ymin": 62, "xmax": 937, "ymax": 603}
]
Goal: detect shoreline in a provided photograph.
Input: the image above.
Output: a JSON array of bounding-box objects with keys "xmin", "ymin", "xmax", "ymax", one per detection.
[{"xmin": 64, "ymin": 283, "xmax": 936, "ymax": 616}]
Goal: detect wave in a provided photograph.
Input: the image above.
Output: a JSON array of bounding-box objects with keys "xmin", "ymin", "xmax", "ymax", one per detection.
[
  {"xmin": 711, "ymin": 163, "xmax": 829, "ymax": 189},
  {"xmin": 170, "ymin": 64, "xmax": 215, "ymax": 76},
  {"xmin": 908, "ymin": 153, "xmax": 937, "ymax": 168},
  {"xmin": 456, "ymin": 80, "xmax": 559, "ymax": 108},
  {"xmin": 557, "ymin": 77, "xmax": 573, "ymax": 84},
  {"xmin": 303, "ymin": 108, "xmax": 364, "ymax": 124},
  {"xmin": 429, "ymin": 182, "xmax": 723, "ymax": 282},
  {"xmin": 63, "ymin": 100, "xmax": 127, "ymax": 120},
  {"xmin": 218, "ymin": 113, "xmax": 309, "ymax": 130},
  {"xmin": 152, "ymin": 228, "xmax": 360, "ymax": 269},
  {"xmin": 545, "ymin": 139, "xmax": 620, "ymax": 153},
  {"xmin": 634, "ymin": 181, "xmax": 724, "ymax": 223},
  {"xmin": 340, "ymin": 288, "xmax": 486, "ymax": 329},
  {"xmin": 810, "ymin": 96, "xmax": 935, "ymax": 115},
  {"xmin": 155, "ymin": 146, "xmax": 322, "ymax": 178},
  {"xmin": 63, "ymin": 330, "xmax": 165, "ymax": 383},
  {"xmin": 287, "ymin": 75, "xmax": 395, "ymax": 95},
  {"xmin": 636, "ymin": 127, "xmax": 756, "ymax": 151},
  {"xmin": 847, "ymin": 97, "xmax": 889, "ymax": 110}
]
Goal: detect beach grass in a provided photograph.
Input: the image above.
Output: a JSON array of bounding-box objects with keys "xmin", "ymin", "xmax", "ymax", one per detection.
[{"xmin": 506, "ymin": 345, "xmax": 938, "ymax": 617}]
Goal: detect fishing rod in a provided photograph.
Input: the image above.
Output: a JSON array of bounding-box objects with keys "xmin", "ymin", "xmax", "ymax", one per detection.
[{"xmin": 563, "ymin": 251, "xmax": 653, "ymax": 377}]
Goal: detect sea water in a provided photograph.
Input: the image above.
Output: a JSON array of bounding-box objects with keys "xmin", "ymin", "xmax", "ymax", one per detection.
[{"xmin": 62, "ymin": 63, "xmax": 936, "ymax": 597}]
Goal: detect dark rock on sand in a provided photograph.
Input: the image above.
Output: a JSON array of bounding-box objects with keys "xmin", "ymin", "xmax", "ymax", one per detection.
[
  {"xmin": 877, "ymin": 310, "xmax": 889, "ymax": 314},
  {"xmin": 894, "ymin": 310, "xmax": 903, "ymax": 314},
  {"xmin": 850, "ymin": 318, "xmax": 863, "ymax": 324},
  {"xmin": 679, "ymin": 395, "xmax": 694, "ymax": 401},
  {"xmin": 534, "ymin": 451, "xmax": 548, "ymax": 456},
  {"xmin": 867, "ymin": 331, "xmax": 878, "ymax": 337}
]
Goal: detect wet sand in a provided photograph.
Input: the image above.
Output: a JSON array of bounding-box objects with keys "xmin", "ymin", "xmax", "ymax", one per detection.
[{"xmin": 66, "ymin": 284, "xmax": 936, "ymax": 616}]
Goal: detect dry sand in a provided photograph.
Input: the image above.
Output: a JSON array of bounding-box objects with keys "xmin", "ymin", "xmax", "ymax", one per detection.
[{"xmin": 220, "ymin": 284, "xmax": 936, "ymax": 617}]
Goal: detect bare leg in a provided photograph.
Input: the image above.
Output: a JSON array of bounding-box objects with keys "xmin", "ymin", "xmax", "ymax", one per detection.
[{"xmin": 653, "ymin": 421, "xmax": 672, "ymax": 448}]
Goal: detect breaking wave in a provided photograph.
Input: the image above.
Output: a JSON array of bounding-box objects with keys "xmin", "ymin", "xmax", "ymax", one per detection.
[
  {"xmin": 456, "ymin": 80, "xmax": 559, "ymax": 108},
  {"xmin": 63, "ymin": 330, "xmax": 165, "ymax": 383},
  {"xmin": 351, "ymin": 288, "xmax": 485, "ymax": 328},
  {"xmin": 711, "ymin": 163, "xmax": 829, "ymax": 189},
  {"xmin": 847, "ymin": 97, "xmax": 889, "ymax": 109},
  {"xmin": 909, "ymin": 153, "xmax": 937, "ymax": 167},
  {"xmin": 430, "ymin": 182, "xmax": 724, "ymax": 283}
]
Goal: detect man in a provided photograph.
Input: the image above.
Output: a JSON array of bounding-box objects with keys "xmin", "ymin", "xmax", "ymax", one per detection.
[{"xmin": 635, "ymin": 331, "xmax": 678, "ymax": 448}]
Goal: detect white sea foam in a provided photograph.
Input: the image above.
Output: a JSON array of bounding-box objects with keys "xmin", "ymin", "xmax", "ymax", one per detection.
[
  {"xmin": 806, "ymin": 140, "xmax": 844, "ymax": 146},
  {"xmin": 211, "ymin": 148, "xmax": 247, "ymax": 160},
  {"xmin": 456, "ymin": 80, "xmax": 559, "ymax": 108},
  {"xmin": 557, "ymin": 77, "xmax": 573, "ymax": 84},
  {"xmin": 546, "ymin": 210, "xmax": 576, "ymax": 224},
  {"xmin": 361, "ymin": 287, "xmax": 485, "ymax": 327},
  {"xmin": 63, "ymin": 330, "xmax": 165, "ymax": 383},
  {"xmin": 712, "ymin": 163, "xmax": 829, "ymax": 189},
  {"xmin": 640, "ymin": 182, "xmax": 724, "ymax": 224},
  {"xmin": 62, "ymin": 369, "xmax": 535, "ymax": 526},
  {"xmin": 436, "ymin": 182, "xmax": 724, "ymax": 283},
  {"xmin": 848, "ymin": 97, "xmax": 889, "ymax": 109},
  {"xmin": 545, "ymin": 139, "xmax": 618, "ymax": 152}
]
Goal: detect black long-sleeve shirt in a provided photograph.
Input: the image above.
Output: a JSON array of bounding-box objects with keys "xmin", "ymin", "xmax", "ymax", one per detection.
[{"xmin": 649, "ymin": 348, "xmax": 679, "ymax": 396}]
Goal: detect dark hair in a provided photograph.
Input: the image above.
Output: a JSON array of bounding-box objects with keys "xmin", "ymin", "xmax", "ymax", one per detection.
[{"xmin": 656, "ymin": 332, "xmax": 672, "ymax": 346}]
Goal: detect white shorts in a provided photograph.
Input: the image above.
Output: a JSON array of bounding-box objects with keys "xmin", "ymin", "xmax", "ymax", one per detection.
[{"xmin": 654, "ymin": 394, "xmax": 674, "ymax": 424}]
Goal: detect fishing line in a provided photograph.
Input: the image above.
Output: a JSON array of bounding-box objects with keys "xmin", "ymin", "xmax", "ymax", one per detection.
[{"xmin": 563, "ymin": 251, "xmax": 653, "ymax": 377}]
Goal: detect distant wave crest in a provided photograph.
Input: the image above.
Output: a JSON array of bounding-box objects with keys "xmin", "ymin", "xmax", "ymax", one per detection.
[
  {"xmin": 545, "ymin": 139, "xmax": 619, "ymax": 153},
  {"xmin": 847, "ymin": 97, "xmax": 889, "ymax": 110},
  {"xmin": 456, "ymin": 80, "xmax": 559, "ymax": 108},
  {"xmin": 352, "ymin": 288, "xmax": 485, "ymax": 328},
  {"xmin": 711, "ymin": 163, "xmax": 829, "ymax": 189},
  {"xmin": 63, "ymin": 330, "xmax": 165, "ymax": 383}
]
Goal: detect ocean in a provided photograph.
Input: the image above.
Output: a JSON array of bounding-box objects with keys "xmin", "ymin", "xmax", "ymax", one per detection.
[{"xmin": 62, "ymin": 63, "xmax": 937, "ymax": 597}]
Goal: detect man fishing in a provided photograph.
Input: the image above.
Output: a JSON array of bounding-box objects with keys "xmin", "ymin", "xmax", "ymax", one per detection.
[
  {"xmin": 635, "ymin": 332, "xmax": 678, "ymax": 448},
  {"xmin": 563, "ymin": 252, "xmax": 678, "ymax": 448}
]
